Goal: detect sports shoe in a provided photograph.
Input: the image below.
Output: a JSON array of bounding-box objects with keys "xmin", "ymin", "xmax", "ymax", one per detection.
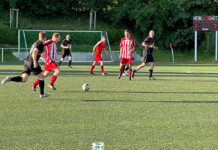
[
  {"xmin": 40, "ymin": 93, "xmax": 50, "ymax": 98},
  {"xmin": 32, "ymin": 84, "xmax": 36, "ymax": 91},
  {"xmin": 132, "ymin": 70, "xmax": 136, "ymax": 78},
  {"xmin": 69, "ymin": 66, "xmax": 72, "ymax": 69},
  {"xmin": 102, "ymin": 73, "xmax": 107, "ymax": 76},
  {"xmin": 1, "ymin": 76, "xmax": 11, "ymax": 84},
  {"xmin": 148, "ymin": 77, "xmax": 156, "ymax": 80},
  {"xmin": 89, "ymin": 72, "xmax": 95, "ymax": 75},
  {"xmin": 129, "ymin": 77, "xmax": 131, "ymax": 81},
  {"xmin": 48, "ymin": 84, "xmax": 56, "ymax": 90},
  {"xmin": 117, "ymin": 75, "xmax": 122, "ymax": 79}
]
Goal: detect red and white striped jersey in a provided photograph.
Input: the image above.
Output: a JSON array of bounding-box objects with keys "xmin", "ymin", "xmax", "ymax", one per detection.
[
  {"xmin": 120, "ymin": 37, "xmax": 135, "ymax": 59},
  {"xmin": 44, "ymin": 40, "xmax": 57, "ymax": 63}
]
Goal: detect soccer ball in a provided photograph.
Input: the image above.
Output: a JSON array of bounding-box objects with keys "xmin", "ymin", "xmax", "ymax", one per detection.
[{"xmin": 82, "ymin": 83, "xmax": 90, "ymax": 91}]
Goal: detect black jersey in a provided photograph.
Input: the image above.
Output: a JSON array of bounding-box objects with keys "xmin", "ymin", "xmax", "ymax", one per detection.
[
  {"xmin": 26, "ymin": 40, "xmax": 44, "ymax": 63},
  {"xmin": 143, "ymin": 37, "xmax": 155, "ymax": 54},
  {"xmin": 62, "ymin": 39, "xmax": 72, "ymax": 51}
]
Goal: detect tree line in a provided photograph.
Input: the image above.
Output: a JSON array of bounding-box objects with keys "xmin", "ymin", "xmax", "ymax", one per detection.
[{"xmin": 0, "ymin": 0, "xmax": 217, "ymax": 50}]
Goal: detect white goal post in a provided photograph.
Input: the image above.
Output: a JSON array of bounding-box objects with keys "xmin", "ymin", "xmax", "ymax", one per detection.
[{"xmin": 18, "ymin": 29, "xmax": 113, "ymax": 62}]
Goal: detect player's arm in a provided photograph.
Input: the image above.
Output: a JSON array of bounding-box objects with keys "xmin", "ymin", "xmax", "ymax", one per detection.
[
  {"xmin": 32, "ymin": 48, "xmax": 39, "ymax": 68},
  {"xmin": 103, "ymin": 48, "xmax": 109, "ymax": 55},
  {"xmin": 119, "ymin": 47, "xmax": 122, "ymax": 58},
  {"xmin": 61, "ymin": 44, "xmax": 68, "ymax": 49},
  {"xmin": 92, "ymin": 44, "xmax": 97, "ymax": 56}
]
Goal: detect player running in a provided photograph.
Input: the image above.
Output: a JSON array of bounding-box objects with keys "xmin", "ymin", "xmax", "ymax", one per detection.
[
  {"xmin": 1, "ymin": 31, "xmax": 50, "ymax": 98},
  {"xmin": 32, "ymin": 33, "xmax": 62, "ymax": 91},
  {"xmin": 89, "ymin": 35, "xmax": 109, "ymax": 76},
  {"xmin": 132, "ymin": 30, "xmax": 158, "ymax": 80},
  {"xmin": 118, "ymin": 29, "xmax": 135, "ymax": 80},
  {"xmin": 59, "ymin": 34, "xmax": 72, "ymax": 69}
]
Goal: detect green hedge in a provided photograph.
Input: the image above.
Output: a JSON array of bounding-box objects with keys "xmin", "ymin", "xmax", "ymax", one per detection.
[{"xmin": 0, "ymin": 27, "xmax": 17, "ymax": 45}]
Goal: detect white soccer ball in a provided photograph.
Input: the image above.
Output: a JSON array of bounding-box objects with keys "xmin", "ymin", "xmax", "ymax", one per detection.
[{"xmin": 82, "ymin": 83, "xmax": 90, "ymax": 91}]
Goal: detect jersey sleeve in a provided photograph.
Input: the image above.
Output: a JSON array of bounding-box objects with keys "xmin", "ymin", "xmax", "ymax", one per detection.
[
  {"xmin": 143, "ymin": 37, "xmax": 149, "ymax": 44},
  {"xmin": 36, "ymin": 43, "xmax": 44, "ymax": 52},
  {"xmin": 43, "ymin": 40, "xmax": 53, "ymax": 46}
]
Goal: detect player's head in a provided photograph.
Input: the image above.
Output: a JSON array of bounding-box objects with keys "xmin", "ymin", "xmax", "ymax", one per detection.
[
  {"xmin": 101, "ymin": 35, "xmax": 106, "ymax": 42},
  {"xmin": 149, "ymin": 30, "xmax": 155, "ymax": 38},
  {"xmin": 52, "ymin": 33, "xmax": 61, "ymax": 43},
  {"xmin": 124, "ymin": 29, "xmax": 130, "ymax": 39},
  {"xmin": 66, "ymin": 34, "xmax": 70, "ymax": 41},
  {"xmin": 39, "ymin": 31, "xmax": 47, "ymax": 42}
]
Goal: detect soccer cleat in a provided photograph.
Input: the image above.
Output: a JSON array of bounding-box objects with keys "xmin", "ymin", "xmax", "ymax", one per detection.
[
  {"xmin": 102, "ymin": 73, "xmax": 107, "ymax": 76},
  {"xmin": 89, "ymin": 72, "xmax": 95, "ymax": 75},
  {"xmin": 148, "ymin": 77, "xmax": 156, "ymax": 80},
  {"xmin": 40, "ymin": 93, "xmax": 50, "ymax": 98},
  {"xmin": 132, "ymin": 70, "xmax": 136, "ymax": 78},
  {"xmin": 32, "ymin": 84, "xmax": 36, "ymax": 91},
  {"xmin": 129, "ymin": 77, "xmax": 131, "ymax": 81},
  {"xmin": 117, "ymin": 75, "xmax": 122, "ymax": 79},
  {"xmin": 1, "ymin": 76, "xmax": 11, "ymax": 84},
  {"xmin": 48, "ymin": 84, "xmax": 56, "ymax": 90},
  {"xmin": 69, "ymin": 66, "xmax": 72, "ymax": 69}
]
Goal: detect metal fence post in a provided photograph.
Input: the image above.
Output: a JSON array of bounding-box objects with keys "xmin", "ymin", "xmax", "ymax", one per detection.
[{"xmin": 1, "ymin": 48, "xmax": 3, "ymax": 63}]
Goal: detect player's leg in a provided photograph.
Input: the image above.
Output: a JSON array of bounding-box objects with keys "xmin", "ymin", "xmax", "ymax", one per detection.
[
  {"xmin": 148, "ymin": 62, "xmax": 155, "ymax": 80},
  {"xmin": 59, "ymin": 51, "xmax": 66, "ymax": 66},
  {"xmin": 37, "ymin": 72, "xmax": 49, "ymax": 98},
  {"xmin": 68, "ymin": 53, "xmax": 72, "ymax": 69},
  {"xmin": 90, "ymin": 61, "xmax": 96, "ymax": 75},
  {"xmin": 118, "ymin": 63, "xmax": 125, "ymax": 79},
  {"xmin": 48, "ymin": 68, "xmax": 60, "ymax": 90},
  {"xmin": 128, "ymin": 64, "xmax": 132, "ymax": 80},
  {"xmin": 132, "ymin": 62, "xmax": 146, "ymax": 78},
  {"xmin": 100, "ymin": 61, "xmax": 107, "ymax": 76}
]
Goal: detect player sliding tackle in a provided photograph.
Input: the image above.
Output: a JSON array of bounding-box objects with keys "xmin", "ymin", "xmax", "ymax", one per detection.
[
  {"xmin": 118, "ymin": 29, "xmax": 135, "ymax": 80},
  {"xmin": 132, "ymin": 30, "xmax": 158, "ymax": 80},
  {"xmin": 32, "ymin": 33, "xmax": 62, "ymax": 91},
  {"xmin": 1, "ymin": 31, "xmax": 50, "ymax": 98},
  {"xmin": 89, "ymin": 35, "xmax": 109, "ymax": 75}
]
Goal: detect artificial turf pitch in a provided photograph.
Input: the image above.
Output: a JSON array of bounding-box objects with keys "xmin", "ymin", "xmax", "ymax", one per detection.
[{"xmin": 0, "ymin": 63, "xmax": 218, "ymax": 149}]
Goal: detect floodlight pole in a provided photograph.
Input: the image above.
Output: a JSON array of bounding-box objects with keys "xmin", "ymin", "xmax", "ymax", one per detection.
[
  {"xmin": 194, "ymin": 31, "xmax": 197, "ymax": 62},
  {"xmin": 216, "ymin": 30, "xmax": 218, "ymax": 61}
]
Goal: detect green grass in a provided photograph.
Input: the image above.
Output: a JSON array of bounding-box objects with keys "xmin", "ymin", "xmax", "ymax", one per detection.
[{"xmin": 1, "ymin": 63, "xmax": 218, "ymax": 149}]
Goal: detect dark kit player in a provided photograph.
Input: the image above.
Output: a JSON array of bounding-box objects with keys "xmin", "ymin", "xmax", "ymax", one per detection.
[
  {"xmin": 59, "ymin": 34, "xmax": 72, "ymax": 69},
  {"xmin": 1, "ymin": 31, "xmax": 50, "ymax": 98},
  {"xmin": 132, "ymin": 30, "xmax": 158, "ymax": 80}
]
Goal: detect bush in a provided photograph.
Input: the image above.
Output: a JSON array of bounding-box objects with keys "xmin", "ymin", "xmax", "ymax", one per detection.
[{"xmin": 0, "ymin": 27, "xmax": 17, "ymax": 45}]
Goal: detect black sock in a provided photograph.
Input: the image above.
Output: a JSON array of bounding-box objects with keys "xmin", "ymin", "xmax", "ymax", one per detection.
[
  {"xmin": 10, "ymin": 76, "xmax": 22, "ymax": 82},
  {"xmin": 59, "ymin": 61, "xmax": 62, "ymax": 66},
  {"xmin": 149, "ymin": 69, "xmax": 153, "ymax": 77},
  {"xmin": 39, "ymin": 80, "xmax": 44, "ymax": 95},
  {"xmin": 125, "ymin": 66, "xmax": 129, "ymax": 71},
  {"xmin": 122, "ymin": 65, "xmax": 125, "ymax": 73},
  {"xmin": 69, "ymin": 60, "xmax": 72, "ymax": 66}
]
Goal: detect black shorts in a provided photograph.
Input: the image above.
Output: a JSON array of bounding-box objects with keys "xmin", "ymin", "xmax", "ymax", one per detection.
[
  {"xmin": 22, "ymin": 60, "xmax": 42, "ymax": 76},
  {"xmin": 62, "ymin": 49, "xmax": 71, "ymax": 58},
  {"xmin": 142, "ymin": 53, "xmax": 154, "ymax": 63}
]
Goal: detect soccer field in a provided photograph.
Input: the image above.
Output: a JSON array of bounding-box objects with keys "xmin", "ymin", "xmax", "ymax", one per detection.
[{"xmin": 0, "ymin": 63, "xmax": 218, "ymax": 149}]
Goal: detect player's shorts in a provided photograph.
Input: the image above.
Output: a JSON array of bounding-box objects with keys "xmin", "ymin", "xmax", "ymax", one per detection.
[
  {"xmin": 94, "ymin": 56, "xmax": 103, "ymax": 62},
  {"xmin": 142, "ymin": 53, "xmax": 154, "ymax": 63},
  {"xmin": 22, "ymin": 60, "xmax": 42, "ymax": 76},
  {"xmin": 45, "ymin": 61, "xmax": 58, "ymax": 72},
  {"xmin": 62, "ymin": 49, "xmax": 71, "ymax": 58},
  {"xmin": 120, "ymin": 58, "xmax": 132, "ymax": 65}
]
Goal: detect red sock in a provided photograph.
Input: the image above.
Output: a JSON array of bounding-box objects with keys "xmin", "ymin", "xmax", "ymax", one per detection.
[
  {"xmin": 33, "ymin": 78, "xmax": 40, "ymax": 86},
  {"xmin": 119, "ymin": 68, "xmax": 123, "ymax": 76},
  {"xmin": 90, "ymin": 65, "xmax": 95, "ymax": 73},
  {"xmin": 50, "ymin": 75, "xmax": 57, "ymax": 85},
  {"xmin": 129, "ymin": 69, "xmax": 132, "ymax": 78},
  {"xmin": 101, "ymin": 65, "xmax": 104, "ymax": 73}
]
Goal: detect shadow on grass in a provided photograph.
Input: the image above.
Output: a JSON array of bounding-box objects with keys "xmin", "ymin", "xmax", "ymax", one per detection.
[
  {"xmin": 59, "ymin": 90, "xmax": 218, "ymax": 95},
  {"xmin": 82, "ymin": 99, "xmax": 218, "ymax": 103}
]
